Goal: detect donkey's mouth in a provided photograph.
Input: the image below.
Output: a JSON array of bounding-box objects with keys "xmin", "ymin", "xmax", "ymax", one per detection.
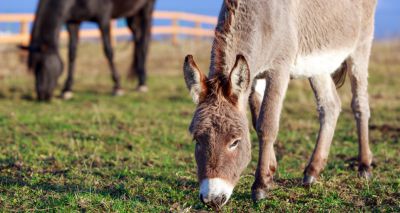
[{"xmin": 201, "ymin": 194, "xmax": 227, "ymax": 210}]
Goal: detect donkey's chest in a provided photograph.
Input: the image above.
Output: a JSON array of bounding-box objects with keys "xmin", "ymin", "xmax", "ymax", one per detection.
[{"xmin": 289, "ymin": 50, "xmax": 350, "ymax": 78}]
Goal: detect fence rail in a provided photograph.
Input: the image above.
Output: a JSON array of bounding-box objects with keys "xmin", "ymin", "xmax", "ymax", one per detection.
[{"xmin": 0, "ymin": 11, "xmax": 218, "ymax": 44}]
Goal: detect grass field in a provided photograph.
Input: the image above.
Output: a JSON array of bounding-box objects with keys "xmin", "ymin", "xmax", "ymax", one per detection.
[{"xmin": 0, "ymin": 40, "xmax": 399, "ymax": 212}]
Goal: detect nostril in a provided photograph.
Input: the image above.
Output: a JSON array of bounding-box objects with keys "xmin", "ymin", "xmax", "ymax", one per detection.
[
  {"xmin": 220, "ymin": 194, "xmax": 227, "ymax": 204},
  {"xmin": 218, "ymin": 195, "xmax": 225, "ymax": 205},
  {"xmin": 200, "ymin": 194, "xmax": 205, "ymax": 204}
]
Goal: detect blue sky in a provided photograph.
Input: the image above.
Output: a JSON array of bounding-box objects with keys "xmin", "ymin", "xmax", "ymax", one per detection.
[{"xmin": 0, "ymin": 0, "xmax": 399, "ymax": 39}]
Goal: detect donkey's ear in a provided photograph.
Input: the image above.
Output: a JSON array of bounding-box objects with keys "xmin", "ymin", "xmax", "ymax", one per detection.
[
  {"xmin": 183, "ymin": 55, "xmax": 207, "ymax": 104},
  {"xmin": 229, "ymin": 55, "xmax": 250, "ymax": 96}
]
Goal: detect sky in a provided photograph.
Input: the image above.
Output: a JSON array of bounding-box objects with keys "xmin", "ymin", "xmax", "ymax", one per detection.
[{"xmin": 0, "ymin": 0, "xmax": 399, "ymax": 39}]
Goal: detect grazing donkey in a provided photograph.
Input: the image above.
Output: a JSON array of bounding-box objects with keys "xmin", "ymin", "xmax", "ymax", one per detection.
[
  {"xmin": 183, "ymin": 0, "xmax": 377, "ymax": 208},
  {"xmin": 24, "ymin": 0, "xmax": 155, "ymax": 101}
]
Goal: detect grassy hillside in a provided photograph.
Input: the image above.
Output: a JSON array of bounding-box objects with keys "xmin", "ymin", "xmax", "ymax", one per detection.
[{"xmin": 0, "ymin": 40, "xmax": 399, "ymax": 211}]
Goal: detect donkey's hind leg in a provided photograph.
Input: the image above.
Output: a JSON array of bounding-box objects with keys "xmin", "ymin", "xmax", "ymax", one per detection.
[
  {"xmin": 303, "ymin": 74, "xmax": 341, "ymax": 185},
  {"xmin": 126, "ymin": 0, "xmax": 155, "ymax": 92},
  {"xmin": 348, "ymin": 45, "xmax": 373, "ymax": 179},
  {"xmin": 61, "ymin": 22, "xmax": 80, "ymax": 100}
]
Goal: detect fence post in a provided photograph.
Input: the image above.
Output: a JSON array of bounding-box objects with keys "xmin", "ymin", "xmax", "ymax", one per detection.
[
  {"xmin": 20, "ymin": 20, "xmax": 29, "ymax": 44},
  {"xmin": 195, "ymin": 21, "xmax": 202, "ymax": 40},
  {"xmin": 171, "ymin": 18, "xmax": 178, "ymax": 45},
  {"xmin": 18, "ymin": 20, "xmax": 30, "ymax": 62}
]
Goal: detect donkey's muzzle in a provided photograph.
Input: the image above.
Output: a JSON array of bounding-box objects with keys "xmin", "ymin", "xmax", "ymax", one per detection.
[{"xmin": 199, "ymin": 178, "xmax": 233, "ymax": 208}]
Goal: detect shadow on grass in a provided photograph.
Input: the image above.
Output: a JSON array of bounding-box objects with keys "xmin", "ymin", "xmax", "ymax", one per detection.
[
  {"xmin": 134, "ymin": 171, "xmax": 207, "ymax": 209},
  {"xmin": 0, "ymin": 168, "xmax": 199, "ymax": 205},
  {"xmin": 275, "ymin": 177, "xmax": 304, "ymax": 188},
  {"xmin": 20, "ymin": 93, "xmax": 35, "ymax": 101},
  {"xmin": 0, "ymin": 174, "xmax": 129, "ymax": 199},
  {"xmin": 0, "ymin": 90, "xmax": 35, "ymax": 101},
  {"xmin": 231, "ymin": 177, "xmax": 304, "ymax": 205},
  {"xmin": 135, "ymin": 170, "xmax": 197, "ymax": 186}
]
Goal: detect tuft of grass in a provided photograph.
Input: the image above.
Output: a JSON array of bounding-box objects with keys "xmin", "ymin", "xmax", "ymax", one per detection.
[{"xmin": 0, "ymin": 40, "xmax": 399, "ymax": 211}]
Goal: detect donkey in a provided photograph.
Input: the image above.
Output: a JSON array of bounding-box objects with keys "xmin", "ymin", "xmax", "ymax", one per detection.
[
  {"xmin": 24, "ymin": 0, "xmax": 155, "ymax": 101},
  {"xmin": 183, "ymin": 0, "xmax": 377, "ymax": 208}
]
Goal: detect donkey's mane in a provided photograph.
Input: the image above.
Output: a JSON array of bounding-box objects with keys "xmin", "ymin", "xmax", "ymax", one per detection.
[
  {"xmin": 202, "ymin": 0, "xmax": 241, "ymax": 104},
  {"xmin": 210, "ymin": 0, "xmax": 239, "ymax": 76},
  {"xmin": 29, "ymin": 0, "xmax": 69, "ymax": 53},
  {"xmin": 30, "ymin": 0, "xmax": 48, "ymax": 47}
]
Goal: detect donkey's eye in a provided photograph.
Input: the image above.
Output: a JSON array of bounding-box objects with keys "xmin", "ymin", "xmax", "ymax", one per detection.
[{"xmin": 229, "ymin": 139, "xmax": 241, "ymax": 149}]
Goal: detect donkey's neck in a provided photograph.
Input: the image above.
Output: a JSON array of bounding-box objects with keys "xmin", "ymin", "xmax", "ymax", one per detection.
[
  {"xmin": 209, "ymin": 1, "xmax": 268, "ymax": 78},
  {"xmin": 30, "ymin": 0, "xmax": 69, "ymax": 49},
  {"xmin": 209, "ymin": 0, "xmax": 267, "ymax": 110}
]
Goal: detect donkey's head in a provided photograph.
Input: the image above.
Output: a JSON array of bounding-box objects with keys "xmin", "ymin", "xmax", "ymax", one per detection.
[
  {"xmin": 21, "ymin": 44, "xmax": 63, "ymax": 101},
  {"xmin": 183, "ymin": 55, "xmax": 252, "ymax": 208}
]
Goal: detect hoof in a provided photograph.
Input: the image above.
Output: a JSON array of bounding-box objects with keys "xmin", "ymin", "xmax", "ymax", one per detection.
[
  {"xmin": 251, "ymin": 188, "xmax": 268, "ymax": 202},
  {"xmin": 61, "ymin": 91, "xmax": 73, "ymax": 100},
  {"xmin": 251, "ymin": 182, "xmax": 274, "ymax": 202},
  {"xmin": 113, "ymin": 89, "xmax": 125, "ymax": 96},
  {"xmin": 136, "ymin": 85, "xmax": 148, "ymax": 93},
  {"xmin": 302, "ymin": 175, "xmax": 317, "ymax": 186},
  {"xmin": 358, "ymin": 170, "xmax": 373, "ymax": 180}
]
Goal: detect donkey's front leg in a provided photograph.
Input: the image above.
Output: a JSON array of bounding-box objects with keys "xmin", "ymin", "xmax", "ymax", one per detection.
[
  {"xmin": 61, "ymin": 22, "xmax": 80, "ymax": 100},
  {"xmin": 98, "ymin": 19, "xmax": 123, "ymax": 96},
  {"xmin": 303, "ymin": 74, "xmax": 341, "ymax": 185},
  {"xmin": 252, "ymin": 70, "xmax": 290, "ymax": 201}
]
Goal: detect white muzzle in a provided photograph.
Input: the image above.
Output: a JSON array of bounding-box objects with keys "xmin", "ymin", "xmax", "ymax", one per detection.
[{"xmin": 199, "ymin": 178, "xmax": 233, "ymax": 207}]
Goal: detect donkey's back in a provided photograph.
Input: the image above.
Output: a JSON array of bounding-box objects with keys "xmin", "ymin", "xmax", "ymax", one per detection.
[
  {"xmin": 65, "ymin": 0, "xmax": 149, "ymax": 21},
  {"xmin": 295, "ymin": 0, "xmax": 376, "ymax": 53},
  {"xmin": 276, "ymin": 0, "xmax": 377, "ymax": 78}
]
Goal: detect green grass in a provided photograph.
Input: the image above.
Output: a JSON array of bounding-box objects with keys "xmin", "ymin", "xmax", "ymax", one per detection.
[{"xmin": 0, "ymin": 40, "xmax": 399, "ymax": 212}]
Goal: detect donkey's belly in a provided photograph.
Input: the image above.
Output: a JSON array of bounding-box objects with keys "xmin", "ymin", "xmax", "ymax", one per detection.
[
  {"xmin": 290, "ymin": 49, "xmax": 351, "ymax": 78},
  {"xmin": 255, "ymin": 49, "xmax": 351, "ymax": 97}
]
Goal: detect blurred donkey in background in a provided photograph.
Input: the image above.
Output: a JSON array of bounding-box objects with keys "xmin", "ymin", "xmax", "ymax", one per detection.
[{"xmin": 21, "ymin": 0, "xmax": 156, "ymax": 101}]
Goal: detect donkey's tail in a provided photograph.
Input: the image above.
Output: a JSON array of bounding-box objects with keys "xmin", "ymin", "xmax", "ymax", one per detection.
[{"xmin": 331, "ymin": 61, "xmax": 348, "ymax": 88}]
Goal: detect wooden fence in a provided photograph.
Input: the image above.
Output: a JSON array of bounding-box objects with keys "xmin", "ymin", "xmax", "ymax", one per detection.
[{"xmin": 0, "ymin": 11, "xmax": 218, "ymax": 45}]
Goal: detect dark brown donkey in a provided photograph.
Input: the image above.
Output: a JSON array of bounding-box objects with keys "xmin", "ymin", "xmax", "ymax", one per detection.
[
  {"xmin": 183, "ymin": 0, "xmax": 377, "ymax": 208},
  {"xmin": 23, "ymin": 0, "xmax": 155, "ymax": 101}
]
